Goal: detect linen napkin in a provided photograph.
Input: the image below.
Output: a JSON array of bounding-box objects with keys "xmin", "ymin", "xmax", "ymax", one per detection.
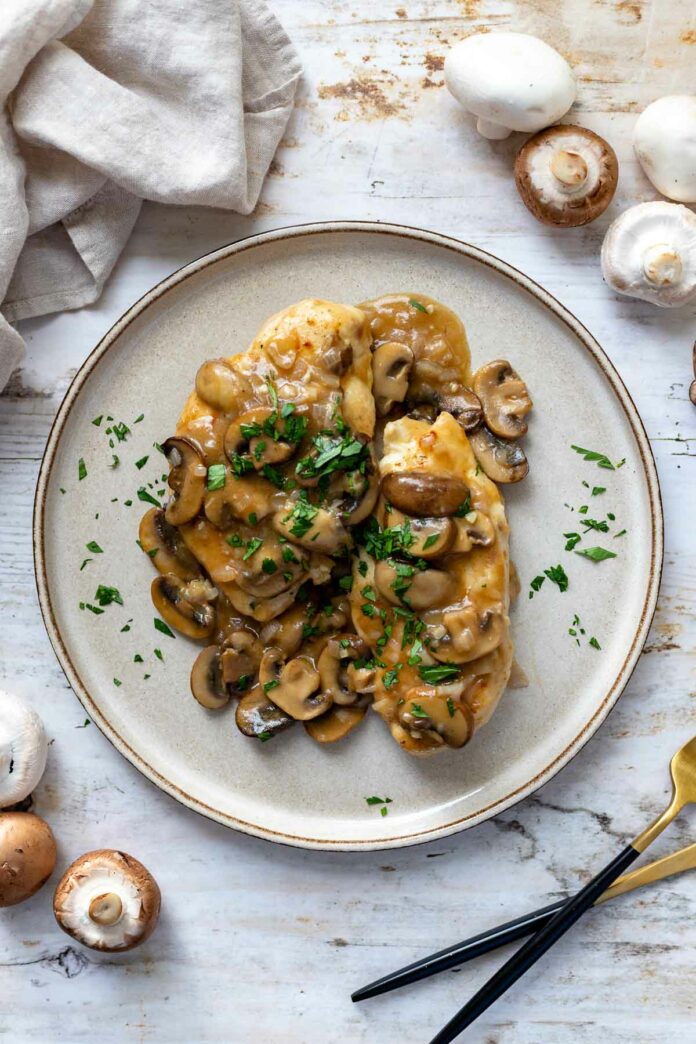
[{"xmin": 0, "ymin": 0, "xmax": 301, "ymax": 390}]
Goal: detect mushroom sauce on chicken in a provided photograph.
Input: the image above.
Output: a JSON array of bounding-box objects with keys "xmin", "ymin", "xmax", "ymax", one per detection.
[{"xmin": 138, "ymin": 294, "xmax": 533, "ymax": 755}]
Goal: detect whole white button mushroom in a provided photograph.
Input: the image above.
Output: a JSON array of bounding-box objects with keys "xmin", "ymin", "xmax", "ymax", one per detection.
[
  {"xmin": 0, "ymin": 689, "xmax": 48, "ymax": 809},
  {"xmin": 633, "ymin": 96, "xmax": 696, "ymax": 203},
  {"xmin": 444, "ymin": 32, "xmax": 576, "ymax": 140},
  {"xmin": 601, "ymin": 201, "xmax": 696, "ymax": 307}
]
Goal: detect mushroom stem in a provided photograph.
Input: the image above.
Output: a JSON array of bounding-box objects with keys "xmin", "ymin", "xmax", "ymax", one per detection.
[
  {"xmin": 550, "ymin": 149, "xmax": 588, "ymax": 187},
  {"xmin": 475, "ymin": 117, "xmax": 510, "ymax": 140},
  {"xmin": 643, "ymin": 244, "xmax": 682, "ymax": 287},
  {"xmin": 89, "ymin": 892, "xmax": 124, "ymax": 926}
]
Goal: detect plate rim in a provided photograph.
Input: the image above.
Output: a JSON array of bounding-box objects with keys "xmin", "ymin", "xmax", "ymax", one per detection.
[{"xmin": 32, "ymin": 220, "xmax": 664, "ymax": 851}]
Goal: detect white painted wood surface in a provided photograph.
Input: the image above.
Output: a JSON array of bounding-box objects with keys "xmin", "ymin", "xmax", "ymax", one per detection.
[{"xmin": 1, "ymin": 2, "xmax": 695, "ymax": 1041}]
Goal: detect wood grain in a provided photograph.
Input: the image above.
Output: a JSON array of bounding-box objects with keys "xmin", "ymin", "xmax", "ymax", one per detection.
[{"xmin": 1, "ymin": 1, "xmax": 695, "ymax": 1041}]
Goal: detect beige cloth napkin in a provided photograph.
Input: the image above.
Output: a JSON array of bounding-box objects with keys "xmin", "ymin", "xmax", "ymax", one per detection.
[{"xmin": 0, "ymin": 0, "xmax": 301, "ymax": 389}]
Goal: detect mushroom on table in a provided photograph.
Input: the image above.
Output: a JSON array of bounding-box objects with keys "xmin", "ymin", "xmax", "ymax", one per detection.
[
  {"xmin": 514, "ymin": 125, "xmax": 618, "ymax": 227},
  {"xmin": 444, "ymin": 32, "xmax": 576, "ymax": 140},
  {"xmin": 0, "ymin": 690, "xmax": 48, "ymax": 809},
  {"xmin": 0, "ymin": 813, "xmax": 57, "ymax": 907},
  {"xmin": 633, "ymin": 96, "xmax": 696, "ymax": 204},
  {"xmin": 53, "ymin": 850, "xmax": 161, "ymax": 952}
]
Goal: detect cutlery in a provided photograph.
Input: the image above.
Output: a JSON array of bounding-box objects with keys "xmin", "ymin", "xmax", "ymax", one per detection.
[
  {"xmin": 429, "ymin": 733, "xmax": 696, "ymax": 1043},
  {"xmin": 351, "ymin": 840, "xmax": 696, "ymax": 1002}
]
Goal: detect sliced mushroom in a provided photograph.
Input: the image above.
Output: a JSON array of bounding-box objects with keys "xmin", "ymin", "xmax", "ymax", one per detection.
[
  {"xmin": 382, "ymin": 470, "xmax": 470, "ymax": 517},
  {"xmin": 190, "ymin": 646, "xmax": 230, "ymax": 710},
  {"xmin": 258, "ymin": 648, "xmax": 329, "ymax": 721},
  {"xmin": 387, "ymin": 510, "xmax": 456, "ymax": 559},
  {"xmin": 260, "ymin": 603, "xmax": 310, "ymax": 658},
  {"xmin": 272, "ymin": 503, "xmax": 351, "ymax": 554},
  {"xmin": 429, "ymin": 605, "xmax": 505, "ymax": 663},
  {"xmin": 235, "ymin": 684, "xmax": 293, "ymax": 739},
  {"xmin": 224, "ymin": 407, "xmax": 295, "ymax": 470},
  {"xmin": 138, "ymin": 508, "xmax": 202, "ymax": 580},
  {"xmin": 204, "ymin": 474, "xmax": 275, "ymax": 528},
  {"xmin": 221, "ymin": 630, "xmax": 262, "ymax": 685},
  {"xmin": 318, "ymin": 635, "xmax": 371, "ymax": 707},
  {"xmin": 375, "ymin": 560, "xmax": 454, "ymax": 610},
  {"xmin": 151, "ymin": 574, "xmax": 217, "ymax": 640},
  {"xmin": 451, "ymin": 510, "xmax": 496, "ymax": 552},
  {"xmin": 432, "ymin": 388, "xmax": 483, "ymax": 432},
  {"xmin": 163, "ymin": 437, "xmax": 207, "ymax": 526},
  {"xmin": 221, "ymin": 580, "xmax": 299, "ymax": 624},
  {"xmin": 397, "ymin": 691, "xmax": 472, "ymax": 748},
  {"xmin": 305, "ymin": 704, "xmax": 368, "ymax": 743},
  {"xmin": 372, "ymin": 342, "xmax": 414, "ymax": 415},
  {"xmin": 195, "ymin": 359, "xmax": 247, "ymax": 412},
  {"xmin": 339, "ymin": 451, "xmax": 380, "ymax": 525},
  {"xmin": 472, "ymin": 361, "xmax": 533, "ymax": 439},
  {"xmin": 468, "ymin": 426, "xmax": 529, "ymax": 484}
]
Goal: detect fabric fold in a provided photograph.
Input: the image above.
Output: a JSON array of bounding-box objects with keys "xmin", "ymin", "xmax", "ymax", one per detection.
[{"xmin": 0, "ymin": 0, "xmax": 301, "ymax": 390}]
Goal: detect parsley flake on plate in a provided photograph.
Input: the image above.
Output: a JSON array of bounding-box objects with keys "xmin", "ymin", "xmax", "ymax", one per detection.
[{"xmin": 575, "ymin": 546, "xmax": 617, "ymax": 562}]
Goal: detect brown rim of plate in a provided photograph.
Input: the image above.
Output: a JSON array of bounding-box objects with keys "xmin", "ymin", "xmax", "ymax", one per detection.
[{"xmin": 32, "ymin": 221, "xmax": 664, "ymax": 852}]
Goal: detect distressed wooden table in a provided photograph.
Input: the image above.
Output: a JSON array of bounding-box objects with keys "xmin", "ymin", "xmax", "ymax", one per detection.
[{"xmin": 1, "ymin": 2, "xmax": 695, "ymax": 1041}]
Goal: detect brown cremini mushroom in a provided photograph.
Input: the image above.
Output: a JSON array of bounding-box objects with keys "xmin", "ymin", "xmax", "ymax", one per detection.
[
  {"xmin": 0, "ymin": 813, "xmax": 57, "ymax": 907},
  {"xmin": 375, "ymin": 560, "xmax": 454, "ymax": 610},
  {"xmin": 431, "ymin": 388, "xmax": 483, "ymax": 432},
  {"xmin": 138, "ymin": 508, "xmax": 202, "ymax": 580},
  {"xmin": 272, "ymin": 503, "xmax": 350, "ymax": 554},
  {"xmin": 468, "ymin": 426, "xmax": 528, "ymax": 484},
  {"xmin": 235, "ymin": 684, "xmax": 293, "ymax": 739},
  {"xmin": 515, "ymin": 125, "xmax": 618, "ymax": 227},
  {"xmin": 224, "ymin": 407, "xmax": 296, "ymax": 470},
  {"xmin": 163, "ymin": 437, "xmax": 207, "ymax": 526},
  {"xmin": 397, "ymin": 691, "xmax": 472, "ymax": 748},
  {"xmin": 382, "ymin": 470, "xmax": 470, "ymax": 517},
  {"xmin": 318, "ymin": 635, "xmax": 372, "ymax": 706},
  {"xmin": 258, "ymin": 648, "xmax": 329, "ymax": 721},
  {"xmin": 151, "ymin": 574, "xmax": 217, "ymax": 640},
  {"xmin": 387, "ymin": 510, "xmax": 456, "ymax": 560},
  {"xmin": 53, "ymin": 850, "xmax": 160, "ymax": 952},
  {"xmin": 372, "ymin": 341, "xmax": 414, "ymax": 415},
  {"xmin": 472, "ymin": 360, "xmax": 533, "ymax": 439},
  {"xmin": 430, "ymin": 605, "xmax": 505, "ymax": 663},
  {"xmin": 190, "ymin": 646, "xmax": 230, "ymax": 710},
  {"xmin": 195, "ymin": 359, "xmax": 247, "ymax": 411},
  {"xmin": 305, "ymin": 704, "xmax": 368, "ymax": 743}
]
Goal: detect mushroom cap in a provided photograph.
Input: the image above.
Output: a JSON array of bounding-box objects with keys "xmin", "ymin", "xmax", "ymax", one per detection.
[
  {"xmin": 633, "ymin": 95, "xmax": 696, "ymax": 203},
  {"xmin": 514, "ymin": 125, "xmax": 618, "ymax": 227},
  {"xmin": 0, "ymin": 813, "xmax": 57, "ymax": 907},
  {"xmin": 444, "ymin": 32, "xmax": 576, "ymax": 139},
  {"xmin": 53, "ymin": 849, "xmax": 161, "ymax": 952},
  {"xmin": 600, "ymin": 201, "xmax": 696, "ymax": 308},
  {"xmin": 0, "ymin": 690, "xmax": 48, "ymax": 809}
]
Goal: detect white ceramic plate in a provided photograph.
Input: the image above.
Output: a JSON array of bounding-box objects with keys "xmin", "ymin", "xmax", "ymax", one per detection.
[{"xmin": 34, "ymin": 223, "xmax": 662, "ymax": 851}]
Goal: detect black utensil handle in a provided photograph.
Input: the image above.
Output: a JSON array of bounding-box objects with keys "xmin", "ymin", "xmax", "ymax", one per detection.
[
  {"xmin": 430, "ymin": 844, "xmax": 640, "ymax": 1044},
  {"xmin": 351, "ymin": 899, "xmax": 565, "ymax": 1002}
]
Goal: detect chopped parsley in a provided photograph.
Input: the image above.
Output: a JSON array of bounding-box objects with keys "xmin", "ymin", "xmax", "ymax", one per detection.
[
  {"xmin": 570, "ymin": 445, "xmax": 616, "ymax": 470},
  {"xmin": 227, "ymin": 533, "xmax": 244, "ymax": 548},
  {"xmin": 454, "ymin": 495, "xmax": 472, "ymax": 518},
  {"xmin": 263, "ymin": 679, "xmax": 279, "ymax": 694},
  {"xmin": 94, "ymin": 584, "xmax": 123, "ymax": 606},
  {"xmin": 134, "ymin": 654, "xmax": 144, "ymax": 663},
  {"xmin": 410, "ymin": 702, "xmax": 430, "ymax": 719},
  {"xmin": 418, "ymin": 663, "xmax": 461, "ymax": 685},
  {"xmin": 423, "ymin": 534, "xmax": 440, "ymax": 550},
  {"xmin": 154, "ymin": 618, "xmax": 175, "ymax": 637},
  {"xmin": 589, "ymin": 636, "xmax": 601, "ymax": 649},
  {"xmin": 544, "ymin": 564, "xmax": 569, "ymax": 592},
  {"xmin": 564, "ymin": 532, "xmax": 581, "ymax": 551},
  {"xmin": 113, "ymin": 678, "xmax": 122, "ymax": 687},
  {"xmin": 243, "ymin": 537, "xmax": 263, "ymax": 560},
  {"xmin": 383, "ymin": 664, "xmax": 403, "ymax": 689},
  {"xmin": 261, "ymin": 463, "xmax": 286, "ymax": 489},
  {"xmin": 266, "ymin": 376, "xmax": 279, "ymax": 410},
  {"xmin": 80, "ymin": 558, "xmax": 93, "ymax": 571},
  {"xmin": 248, "ymin": 512, "xmax": 258, "ymax": 525},
  {"xmin": 262, "ymin": 558, "xmax": 278, "ymax": 574},
  {"xmin": 408, "ymin": 298, "xmax": 428, "ymax": 313},
  {"xmin": 135, "ymin": 455, "xmax": 149, "ymax": 470},
  {"xmin": 365, "ymin": 795, "xmax": 392, "ymax": 808},
  {"xmin": 575, "ymin": 546, "xmax": 617, "ymax": 562},
  {"xmin": 137, "ymin": 487, "xmax": 160, "ymax": 507},
  {"xmin": 284, "ymin": 494, "xmax": 318, "ymax": 539},
  {"xmin": 229, "ymin": 453, "xmax": 254, "ymax": 477},
  {"xmin": 592, "ymin": 487, "xmax": 606, "ymax": 496},
  {"xmin": 207, "ymin": 463, "xmax": 226, "ymax": 490},
  {"xmin": 296, "ymin": 431, "xmax": 368, "ymax": 481},
  {"xmin": 338, "ymin": 576, "xmax": 353, "ymax": 592},
  {"xmin": 92, "ymin": 416, "xmax": 103, "ymax": 427},
  {"xmin": 78, "ymin": 458, "xmax": 87, "ymax": 481},
  {"xmin": 86, "ymin": 541, "xmax": 103, "ymax": 554},
  {"xmin": 582, "ymin": 518, "xmax": 609, "ymax": 533},
  {"xmin": 614, "ymin": 529, "xmax": 627, "ymax": 539},
  {"xmin": 133, "ymin": 413, "xmax": 144, "ymax": 424},
  {"xmin": 446, "ymin": 697, "xmax": 455, "ymax": 718},
  {"xmin": 154, "ymin": 648, "xmax": 164, "ymax": 661}
]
